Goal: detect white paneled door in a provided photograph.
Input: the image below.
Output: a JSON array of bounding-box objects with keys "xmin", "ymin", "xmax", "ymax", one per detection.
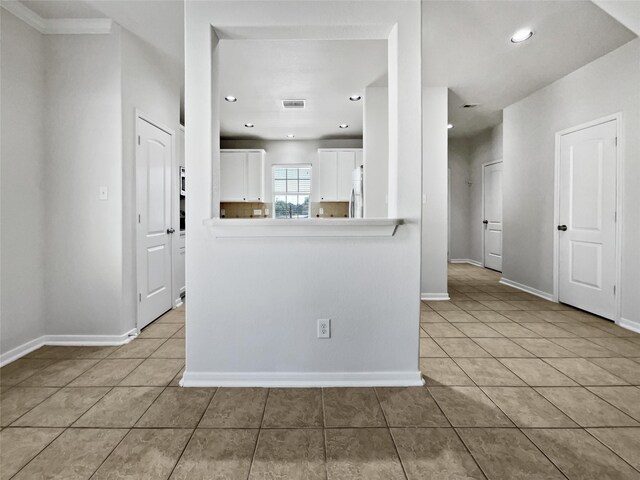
[
  {"xmin": 483, "ymin": 161, "xmax": 503, "ymax": 272},
  {"xmin": 136, "ymin": 117, "xmax": 173, "ymax": 330},
  {"xmin": 558, "ymin": 120, "xmax": 617, "ymax": 320}
]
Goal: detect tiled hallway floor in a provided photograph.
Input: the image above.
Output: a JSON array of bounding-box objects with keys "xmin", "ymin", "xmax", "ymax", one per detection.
[{"xmin": 1, "ymin": 263, "xmax": 640, "ymax": 479}]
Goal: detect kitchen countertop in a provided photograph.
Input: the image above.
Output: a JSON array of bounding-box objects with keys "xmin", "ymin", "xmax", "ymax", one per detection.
[{"xmin": 203, "ymin": 217, "xmax": 403, "ymax": 238}]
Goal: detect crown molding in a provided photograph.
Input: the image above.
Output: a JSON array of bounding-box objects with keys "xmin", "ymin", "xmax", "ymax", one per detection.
[
  {"xmin": 1, "ymin": 0, "xmax": 112, "ymax": 34},
  {"xmin": 1, "ymin": 0, "xmax": 46, "ymax": 32}
]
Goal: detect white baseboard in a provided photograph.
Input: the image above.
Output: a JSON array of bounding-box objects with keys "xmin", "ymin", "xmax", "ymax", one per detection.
[
  {"xmin": 0, "ymin": 336, "xmax": 44, "ymax": 368},
  {"xmin": 499, "ymin": 277, "xmax": 554, "ymax": 302},
  {"xmin": 421, "ymin": 293, "xmax": 451, "ymax": 301},
  {"xmin": 450, "ymin": 258, "xmax": 483, "ymax": 267},
  {"xmin": 180, "ymin": 370, "xmax": 424, "ymax": 388},
  {"xmin": 0, "ymin": 329, "xmax": 138, "ymax": 367},
  {"xmin": 618, "ymin": 317, "xmax": 640, "ymax": 334}
]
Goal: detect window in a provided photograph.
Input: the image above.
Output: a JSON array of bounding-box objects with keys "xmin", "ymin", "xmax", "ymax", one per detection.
[{"xmin": 273, "ymin": 165, "xmax": 311, "ymax": 218}]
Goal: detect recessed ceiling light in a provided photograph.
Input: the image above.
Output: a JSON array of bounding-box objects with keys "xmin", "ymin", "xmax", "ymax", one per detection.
[
  {"xmin": 510, "ymin": 29, "xmax": 533, "ymax": 43},
  {"xmin": 244, "ymin": 123, "xmax": 254, "ymax": 128},
  {"xmin": 225, "ymin": 95, "xmax": 237, "ymax": 102},
  {"xmin": 349, "ymin": 95, "xmax": 362, "ymax": 101},
  {"xmin": 339, "ymin": 124, "xmax": 349, "ymax": 129},
  {"xmin": 286, "ymin": 134, "xmax": 295, "ymax": 138},
  {"xmin": 447, "ymin": 124, "xmax": 454, "ymax": 129}
]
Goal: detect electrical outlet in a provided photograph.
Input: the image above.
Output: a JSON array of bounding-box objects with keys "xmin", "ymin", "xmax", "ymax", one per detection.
[
  {"xmin": 253, "ymin": 209, "xmax": 262, "ymax": 215},
  {"xmin": 319, "ymin": 207, "xmax": 324, "ymax": 215},
  {"xmin": 265, "ymin": 208, "xmax": 270, "ymax": 215},
  {"xmin": 317, "ymin": 319, "xmax": 331, "ymax": 339}
]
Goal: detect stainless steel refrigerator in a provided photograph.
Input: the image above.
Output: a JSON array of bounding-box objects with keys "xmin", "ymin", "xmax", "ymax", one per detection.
[{"xmin": 349, "ymin": 165, "xmax": 364, "ymax": 218}]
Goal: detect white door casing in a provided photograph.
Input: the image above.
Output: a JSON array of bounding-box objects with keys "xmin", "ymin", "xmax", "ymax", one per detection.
[
  {"xmin": 483, "ymin": 161, "xmax": 503, "ymax": 272},
  {"xmin": 557, "ymin": 119, "xmax": 617, "ymax": 320},
  {"xmin": 136, "ymin": 116, "xmax": 174, "ymax": 330},
  {"xmin": 172, "ymin": 125, "xmax": 186, "ymax": 307}
]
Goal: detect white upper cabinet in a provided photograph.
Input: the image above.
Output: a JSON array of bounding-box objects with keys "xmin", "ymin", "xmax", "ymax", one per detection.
[
  {"xmin": 318, "ymin": 149, "xmax": 362, "ymax": 201},
  {"xmin": 220, "ymin": 149, "xmax": 265, "ymax": 202},
  {"xmin": 246, "ymin": 151, "xmax": 265, "ymax": 202},
  {"xmin": 318, "ymin": 150, "xmax": 338, "ymax": 201}
]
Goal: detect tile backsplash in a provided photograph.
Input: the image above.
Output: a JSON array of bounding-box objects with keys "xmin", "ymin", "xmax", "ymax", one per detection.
[
  {"xmin": 310, "ymin": 202, "xmax": 349, "ymax": 218},
  {"xmin": 220, "ymin": 202, "xmax": 270, "ymax": 218},
  {"xmin": 220, "ymin": 201, "xmax": 349, "ymax": 219}
]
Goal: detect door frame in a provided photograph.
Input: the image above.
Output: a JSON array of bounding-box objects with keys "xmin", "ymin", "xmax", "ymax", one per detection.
[
  {"xmin": 135, "ymin": 109, "xmax": 176, "ymax": 331},
  {"xmin": 552, "ymin": 112, "xmax": 623, "ymax": 322},
  {"xmin": 481, "ymin": 159, "xmax": 503, "ymax": 269}
]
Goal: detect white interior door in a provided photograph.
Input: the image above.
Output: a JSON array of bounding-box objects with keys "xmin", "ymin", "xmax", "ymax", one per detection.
[
  {"xmin": 558, "ymin": 120, "xmax": 617, "ymax": 319},
  {"xmin": 137, "ymin": 117, "xmax": 173, "ymax": 330},
  {"xmin": 483, "ymin": 161, "xmax": 503, "ymax": 272}
]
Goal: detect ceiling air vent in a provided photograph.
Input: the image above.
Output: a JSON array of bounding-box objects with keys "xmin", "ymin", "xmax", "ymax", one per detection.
[
  {"xmin": 462, "ymin": 103, "xmax": 480, "ymax": 109},
  {"xmin": 282, "ymin": 99, "xmax": 306, "ymax": 109}
]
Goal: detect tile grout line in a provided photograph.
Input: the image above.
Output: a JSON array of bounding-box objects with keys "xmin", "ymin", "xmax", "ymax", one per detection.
[
  {"xmin": 81, "ymin": 323, "xmax": 183, "ymax": 479},
  {"xmin": 245, "ymin": 387, "xmax": 271, "ymax": 480},
  {"xmin": 582, "ymin": 427, "xmax": 640, "ymax": 474},
  {"xmin": 164, "ymin": 386, "xmax": 218, "ymax": 479},
  {"xmin": 373, "ymin": 387, "xmax": 409, "ymax": 480},
  {"xmin": 320, "ymin": 388, "xmax": 329, "ymax": 480},
  {"xmin": 86, "ymin": 356, "xmax": 176, "ymax": 479}
]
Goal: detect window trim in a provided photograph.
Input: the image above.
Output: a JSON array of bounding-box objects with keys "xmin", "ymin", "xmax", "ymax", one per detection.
[{"xmin": 272, "ymin": 163, "xmax": 312, "ymax": 219}]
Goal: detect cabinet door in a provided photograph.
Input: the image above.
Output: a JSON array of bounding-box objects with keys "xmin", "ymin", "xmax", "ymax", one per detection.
[
  {"xmin": 246, "ymin": 151, "xmax": 264, "ymax": 202},
  {"xmin": 318, "ymin": 151, "xmax": 338, "ymax": 201},
  {"xmin": 337, "ymin": 151, "xmax": 357, "ymax": 201},
  {"xmin": 220, "ymin": 151, "xmax": 247, "ymax": 201}
]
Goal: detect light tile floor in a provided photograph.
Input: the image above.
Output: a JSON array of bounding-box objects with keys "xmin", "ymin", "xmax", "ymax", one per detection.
[{"xmin": 1, "ymin": 264, "xmax": 639, "ymax": 479}]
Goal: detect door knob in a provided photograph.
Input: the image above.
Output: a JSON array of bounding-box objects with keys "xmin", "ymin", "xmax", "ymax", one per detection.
[
  {"xmin": 482, "ymin": 220, "xmax": 488, "ymax": 225},
  {"xmin": 557, "ymin": 225, "xmax": 567, "ymax": 231},
  {"xmin": 167, "ymin": 228, "xmax": 175, "ymax": 234}
]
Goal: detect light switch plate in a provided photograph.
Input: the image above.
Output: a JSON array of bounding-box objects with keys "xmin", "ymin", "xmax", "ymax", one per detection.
[
  {"xmin": 253, "ymin": 209, "xmax": 262, "ymax": 215},
  {"xmin": 99, "ymin": 186, "xmax": 108, "ymax": 200}
]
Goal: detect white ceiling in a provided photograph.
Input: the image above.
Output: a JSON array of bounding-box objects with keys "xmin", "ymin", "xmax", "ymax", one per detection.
[
  {"xmin": 18, "ymin": 0, "xmax": 184, "ymax": 64},
  {"xmin": 219, "ymin": 39, "xmax": 387, "ymax": 140},
  {"xmin": 21, "ymin": 0, "xmax": 104, "ymax": 18},
  {"xmin": 422, "ymin": 0, "xmax": 637, "ymax": 138},
  {"xmin": 12, "ymin": 0, "xmax": 637, "ymax": 140}
]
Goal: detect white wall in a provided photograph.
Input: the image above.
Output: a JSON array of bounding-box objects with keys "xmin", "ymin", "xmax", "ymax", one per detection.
[
  {"xmin": 363, "ymin": 86, "xmax": 389, "ymax": 217},
  {"xmin": 43, "ymin": 30, "xmax": 125, "ymax": 336},
  {"xmin": 185, "ymin": 1, "xmax": 423, "ymax": 386},
  {"xmin": 220, "ymin": 138, "xmax": 362, "ymax": 204},
  {"xmin": 121, "ymin": 29, "xmax": 183, "ymax": 334},
  {"xmin": 448, "ymin": 137, "xmax": 470, "ymax": 260},
  {"xmin": 0, "ymin": 11, "xmax": 46, "ymax": 357},
  {"xmin": 0, "ymin": 13, "xmax": 184, "ymax": 360},
  {"xmin": 503, "ymin": 38, "xmax": 640, "ymax": 324},
  {"xmin": 421, "ymin": 87, "xmax": 449, "ymax": 299}
]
